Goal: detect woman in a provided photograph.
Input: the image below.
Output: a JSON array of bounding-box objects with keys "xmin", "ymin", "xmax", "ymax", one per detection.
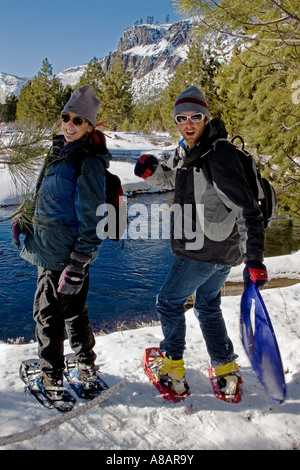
[{"xmin": 13, "ymin": 85, "xmax": 110, "ymax": 400}]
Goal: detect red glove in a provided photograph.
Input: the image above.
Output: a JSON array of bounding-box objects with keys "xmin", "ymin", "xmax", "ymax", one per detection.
[
  {"xmin": 243, "ymin": 261, "xmax": 268, "ymax": 290},
  {"xmin": 134, "ymin": 155, "xmax": 158, "ymax": 179}
]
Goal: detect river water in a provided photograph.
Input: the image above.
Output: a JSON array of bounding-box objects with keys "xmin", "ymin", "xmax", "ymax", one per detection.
[{"xmin": 0, "ymin": 192, "xmax": 299, "ymax": 342}]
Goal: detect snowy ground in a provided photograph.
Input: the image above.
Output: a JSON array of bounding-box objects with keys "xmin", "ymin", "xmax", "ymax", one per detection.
[
  {"xmin": 0, "ymin": 270, "xmax": 299, "ymax": 451},
  {"xmin": 0, "ymin": 131, "xmax": 299, "ymax": 451}
]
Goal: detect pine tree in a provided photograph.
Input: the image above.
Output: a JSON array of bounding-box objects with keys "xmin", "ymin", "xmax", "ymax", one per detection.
[
  {"xmin": 174, "ymin": 0, "xmax": 300, "ymax": 73},
  {"xmin": 0, "ymin": 94, "xmax": 18, "ymax": 122},
  {"xmin": 131, "ymin": 98, "xmax": 164, "ymax": 133},
  {"xmin": 56, "ymin": 84, "xmax": 73, "ymax": 114},
  {"xmin": 16, "ymin": 79, "xmax": 34, "ymax": 122},
  {"xmin": 17, "ymin": 58, "xmax": 65, "ymax": 125},
  {"xmin": 216, "ymin": 48, "xmax": 300, "ymax": 218},
  {"xmin": 99, "ymin": 53, "xmax": 133, "ymax": 130},
  {"xmin": 77, "ymin": 57, "xmax": 104, "ymax": 103}
]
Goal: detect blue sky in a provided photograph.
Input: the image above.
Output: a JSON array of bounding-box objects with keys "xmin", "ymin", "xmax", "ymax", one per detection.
[{"xmin": 1, "ymin": 0, "xmax": 184, "ymax": 78}]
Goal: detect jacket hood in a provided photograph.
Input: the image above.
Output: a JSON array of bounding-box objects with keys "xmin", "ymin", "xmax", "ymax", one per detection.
[{"xmin": 205, "ymin": 117, "xmax": 228, "ymax": 143}]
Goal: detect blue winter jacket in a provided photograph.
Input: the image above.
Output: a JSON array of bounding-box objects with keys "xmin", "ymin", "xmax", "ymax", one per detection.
[{"xmin": 21, "ymin": 134, "xmax": 111, "ymax": 271}]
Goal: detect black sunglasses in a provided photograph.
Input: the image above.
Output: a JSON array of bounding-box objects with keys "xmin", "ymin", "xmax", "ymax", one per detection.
[{"xmin": 61, "ymin": 113, "xmax": 87, "ymax": 126}]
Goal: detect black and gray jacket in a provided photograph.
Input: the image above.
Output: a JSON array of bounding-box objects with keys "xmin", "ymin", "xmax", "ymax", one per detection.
[{"xmin": 146, "ymin": 118, "xmax": 265, "ymax": 267}]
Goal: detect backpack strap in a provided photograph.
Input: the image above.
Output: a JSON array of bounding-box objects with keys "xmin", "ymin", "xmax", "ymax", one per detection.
[
  {"xmin": 231, "ymin": 135, "xmax": 245, "ymax": 150},
  {"xmin": 193, "ymin": 138, "xmax": 232, "ymax": 183}
]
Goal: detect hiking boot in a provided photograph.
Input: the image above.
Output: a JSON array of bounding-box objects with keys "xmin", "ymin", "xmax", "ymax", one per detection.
[
  {"xmin": 151, "ymin": 353, "xmax": 189, "ymax": 395},
  {"xmin": 214, "ymin": 361, "xmax": 240, "ymax": 396},
  {"xmin": 78, "ymin": 362, "xmax": 99, "ymax": 392},
  {"xmin": 41, "ymin": 371, "xmax": 64, "ymax": 401}
]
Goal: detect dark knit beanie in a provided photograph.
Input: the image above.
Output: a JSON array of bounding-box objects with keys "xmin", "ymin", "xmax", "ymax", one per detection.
[
  {"xmin": 173, "ymin": 86, "xmax": 209, "ymax": 119},
  {"xmin": 62, "ymin": 85, "xmax": 100, "ymax": 126}
]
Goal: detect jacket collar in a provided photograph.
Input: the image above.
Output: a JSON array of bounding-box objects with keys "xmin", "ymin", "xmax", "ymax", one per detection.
[{"xmin": 51, "ymin": 133, "xmax": 112, "ymax": 169}]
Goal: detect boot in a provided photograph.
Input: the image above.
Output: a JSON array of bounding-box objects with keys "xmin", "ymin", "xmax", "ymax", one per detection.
[
  {"xmin": 151, "ymin": 353, "xmax": 189, "ymax": 395},
  {"xmin": 78, "ymin": 362, "xmax": 99, "ymax": 392},
  {"xmin": 41, "ymin": 371, "xmax": 64, "ymax": 401}
]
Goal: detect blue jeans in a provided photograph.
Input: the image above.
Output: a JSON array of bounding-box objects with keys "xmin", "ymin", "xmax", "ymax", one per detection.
[{"xmin": 156, "ymin": 256, "xmax": 237, "ymax": 367}]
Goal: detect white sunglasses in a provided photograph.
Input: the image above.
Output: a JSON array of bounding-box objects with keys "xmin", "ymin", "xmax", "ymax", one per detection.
[{"xmin": 175, "ymin": 113, "xmax": 205, "ymax": 124}]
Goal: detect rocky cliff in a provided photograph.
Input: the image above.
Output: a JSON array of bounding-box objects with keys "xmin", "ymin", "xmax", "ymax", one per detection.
[
  {"xmin": 104, "ymin": 20, "xmax": 193, "ymax": 78},
  {"xmin": 102, "ymin": 20, "xmax": 194, "ymax": 99}
]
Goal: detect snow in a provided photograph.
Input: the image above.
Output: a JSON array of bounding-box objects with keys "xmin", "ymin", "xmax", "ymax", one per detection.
[
  {"xmin": 56, "ymin": 65, "xmax": 88, "ymax": 89},
  {"xmin": 127, "ymin": 39, "xmax": 186, "ymax": 59},
  {"xmin": 0, "ymin": 166, "xmax": 24, "ymax": 207},
  {"xmin": 0, "ymin": 277, "xmax": 299, "ymax": 450},
  {"xmin": 0, "ymin": 74, "xmax": 28, "ymax": 104},
  {"xmin": 0, "ymin": 132, "xmax": 299, "ymax": 451}
]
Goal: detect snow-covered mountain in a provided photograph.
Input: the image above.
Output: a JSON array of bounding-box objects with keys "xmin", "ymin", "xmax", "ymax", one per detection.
[
  {"xmin": 0, "ymin": 73, "xmax": 27, "ymax": 104},
  {"xmin": 103, "ymin": 19, "xmax": 194, "ymax": 100},
  {"xmin": 56, "ymin": 64, "xmax": 88, "ymax": 89},
  {"xmin": 0, "ymin": 19, "xmax": 194, "ymax": 104}
]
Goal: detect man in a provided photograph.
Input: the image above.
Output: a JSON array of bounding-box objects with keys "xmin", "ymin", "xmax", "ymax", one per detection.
[{"xmin": 134, "ymin": 86, "xmax": 268, "ymax": 400}]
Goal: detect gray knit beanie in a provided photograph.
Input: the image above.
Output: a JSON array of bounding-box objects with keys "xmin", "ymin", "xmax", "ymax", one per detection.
[
  {"xmin": 173, "ymin": 86, "xmax": 209, "ymax": 119},
  {"xmin": 62, "ymin": 85, "xmax": 100, "ymax": 126}
]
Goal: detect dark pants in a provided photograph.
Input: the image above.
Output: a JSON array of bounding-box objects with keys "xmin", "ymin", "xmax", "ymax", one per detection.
[{"xmin": 33, "ymin": 267, "xmax": 96, "ymax": 374}]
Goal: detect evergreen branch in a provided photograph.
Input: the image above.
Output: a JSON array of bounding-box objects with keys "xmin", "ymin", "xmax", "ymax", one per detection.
[
  {"xmin": 281, "ymin": 122, "xmax": 300, "ymax": 131},
  {"xmin": 268, "ymin": 105, "xmax": 300, "ymax": 124},
  {"xmin": 210, "ymin": 0, "xmax": 291, "ymax": 27},
  {"xmin": 236, "ymin": 43, "xmax": 300, "ymax": 71},
  {"xmin": 287, "ymin": 206, "xmax": 300, "ymax": 218},
  {"xmin": 274, "ymin": 22, "xmax": 300, "ymax": 49},
  {"xmin": 279, "ymin": 145, "xmax": 300, "ymax": 168},
  {"xmin": 277, "ymin": 180, "xmax": 299, "ymax": 194},
  {"xmin": 0, "ymin": 123, "xmax": 52, "ymax": 216},
  {"xmin": 268, "ymin": 0, "xmax": 300, "ymax": 24},
  {"xmin": 0, "ymin": 208, "xmax": 22, "ymax": 223},
  {"xmin": 195, "ymin": 15, "xmax": 300, "ymax": 49},
  {"xmin": 208, "ymin": 0, "xmax": 300, "ymax": 26},
  {"xmin": 200, "ymin": 0, "xmax": 299, "ymax": 31},
  {"xmin": 0, "ymin": 139, "xmax": 49, "ymax": 152},
  {"xmin": 195, "ymin": 16, "xmax": 256, "ymax": 43}
]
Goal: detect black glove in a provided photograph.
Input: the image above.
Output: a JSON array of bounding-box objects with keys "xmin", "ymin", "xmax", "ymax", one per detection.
[
  {"xmin": 134, "ymin": 154, "xmax": 158, "ymax": 179},
  {"xmin": 57, "ymin": 252, "xmax": 91, "ymax": 295},
  {"xmin": 243, "ymin": 260, "xmax": 268, "ymax": 290}
]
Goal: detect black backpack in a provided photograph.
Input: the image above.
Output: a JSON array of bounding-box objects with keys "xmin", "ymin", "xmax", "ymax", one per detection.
[
  {"xmin": 230, "ymin": 136, "xmax": 277, "ymax": 228},
  {"xmin": 74, "ymin": 152, "xmax": 127, "ymax": 242},
  {"xmin": 102, "ymin": 167, "xmax": 127, "ymax": 241},
  {"xmin": 207, "ymin": 136, "xmax": 278, "ymax": 228}
]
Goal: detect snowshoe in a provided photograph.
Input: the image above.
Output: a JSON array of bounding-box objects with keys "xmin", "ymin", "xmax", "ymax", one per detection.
[
  {"xmin": 19, "ymin": 359, "xmax": 76, "ymax": 412},
  {"xmin": 143, "ymin": 347, "xmax": 190, "ymax": 403},
  {"xmin": 64, "ymin": 354, "xmax": 109, "ymax": 399},
  {"xmin": 209, "ymin": 363, "xmax": 242, "ymax": 403}
]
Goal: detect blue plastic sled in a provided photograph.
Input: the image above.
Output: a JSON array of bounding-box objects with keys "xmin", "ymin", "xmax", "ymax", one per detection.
[{"xmin": 240, "ymin": 282, "xmax": 286, "ymax": 404}]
